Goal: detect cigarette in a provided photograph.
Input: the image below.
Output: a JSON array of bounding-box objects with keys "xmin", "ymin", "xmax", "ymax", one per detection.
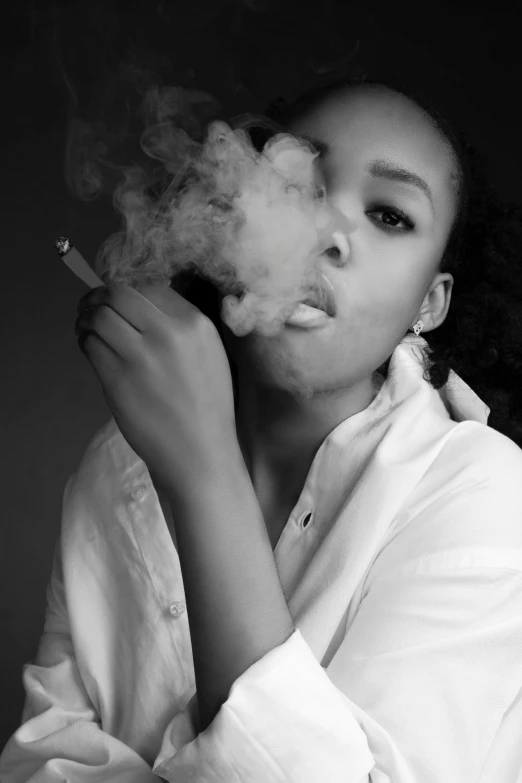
[{"xmin": 54, "ymin": 237, "xmax": 105, "ymax": 289}]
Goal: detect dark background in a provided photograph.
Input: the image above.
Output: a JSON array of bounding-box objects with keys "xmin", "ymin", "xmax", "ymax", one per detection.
[{"xmin": 2, "ymin": 0, "xmax": 521, "ymax": 750}]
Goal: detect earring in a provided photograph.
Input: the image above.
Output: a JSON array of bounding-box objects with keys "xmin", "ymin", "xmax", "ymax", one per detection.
[{"xmin": 412, "ymin": 320, "xmax": 424, "ymax": 336}]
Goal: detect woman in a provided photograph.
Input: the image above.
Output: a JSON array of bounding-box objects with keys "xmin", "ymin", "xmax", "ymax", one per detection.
[{"xmin": 2, "ymin": 76, "xmax": 522, "ymax": 782}]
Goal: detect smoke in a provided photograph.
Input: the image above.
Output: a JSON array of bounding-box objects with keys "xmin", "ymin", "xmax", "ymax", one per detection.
[
  {"xmin": 44, "ymin": 0, "xmax": 367, "ymax": 340},
  {"xmin": 67, "ymin": 81, "xmax": 335, "ymax": 338}
]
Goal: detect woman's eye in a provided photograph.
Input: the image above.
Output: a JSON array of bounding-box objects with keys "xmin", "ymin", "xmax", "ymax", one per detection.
[{"xmin": 367, "ymin": 206, "xmax": 415, "ymax": 233}]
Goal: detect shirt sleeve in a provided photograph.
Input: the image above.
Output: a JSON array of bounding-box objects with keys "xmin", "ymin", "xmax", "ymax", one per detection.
[
  {"xmin": 0, "ymin": 534, "xmax": 159, "ymax": 783},
  {"xmin": 152, "ymin": 466, "xmax": 522, "ymax": 781}
]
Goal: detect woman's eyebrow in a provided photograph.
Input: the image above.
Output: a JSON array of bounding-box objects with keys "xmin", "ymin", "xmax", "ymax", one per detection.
[
  {"xmin": 368, "ymin": 159, "xmax": 434, "ymax": 212},
  {"xmin": 290, "ymin": 141, "xmax": 434, "ymax": 211}
]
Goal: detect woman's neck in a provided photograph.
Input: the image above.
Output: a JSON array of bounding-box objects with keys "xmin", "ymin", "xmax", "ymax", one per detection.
[{"xmin": 234, "ymin": 374, "xmax": 379, "ymax": 508}]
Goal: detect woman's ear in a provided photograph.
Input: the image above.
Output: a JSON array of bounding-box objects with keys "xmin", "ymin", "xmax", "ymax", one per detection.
[{"xmin": 419, "ymin": 273, "xmax": 454, "ymax": 332}]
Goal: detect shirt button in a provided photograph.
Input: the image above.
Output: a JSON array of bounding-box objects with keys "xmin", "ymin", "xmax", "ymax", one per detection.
[
  {"xmin": 131, "ymin": 485, "xmax": 146, "ymax": 501},
  {"xmin": 169, "ymin": 601, "xmax": 185, "ymax": 617}
]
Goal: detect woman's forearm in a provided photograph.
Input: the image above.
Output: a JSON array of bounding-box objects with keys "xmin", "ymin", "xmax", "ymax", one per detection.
[{"xmin": 166, "ymin": 436, "xmax": 295, "ymax": 733}]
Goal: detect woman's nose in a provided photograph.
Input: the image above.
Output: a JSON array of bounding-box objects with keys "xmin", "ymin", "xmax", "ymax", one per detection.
[{"xmin": 322, "ymin": 231, "xmax": 350, "ymax": 267}]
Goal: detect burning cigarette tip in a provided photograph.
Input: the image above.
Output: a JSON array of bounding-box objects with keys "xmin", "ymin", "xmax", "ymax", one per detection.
[{"xmin": 55, "ymin": 236, "xmax": 72, "ymax": 256}]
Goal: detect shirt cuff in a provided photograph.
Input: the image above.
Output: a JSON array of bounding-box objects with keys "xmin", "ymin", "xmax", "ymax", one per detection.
[{"xmin": 152, "ymin": 628, "xmax": 375, "ymax": 782}]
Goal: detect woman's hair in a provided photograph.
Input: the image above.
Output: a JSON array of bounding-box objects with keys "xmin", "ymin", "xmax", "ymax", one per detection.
[{"xmin": 175, "ymin": 74, "xmax": 522, "ymax": 448}]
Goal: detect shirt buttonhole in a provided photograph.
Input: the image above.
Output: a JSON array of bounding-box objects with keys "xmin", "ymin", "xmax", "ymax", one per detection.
[{"xmin": 300, "ymin": 510, "xmax": 314, "ymax": 530}]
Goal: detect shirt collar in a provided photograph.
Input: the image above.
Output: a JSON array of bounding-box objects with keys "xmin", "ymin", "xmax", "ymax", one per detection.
[
  {"xmin": 307, "ymin": 332, "xmax": 491, "ymax": 496},
  {"xmin": 400, "ymin": 333, "xmax": 491, "ymax": 425}
]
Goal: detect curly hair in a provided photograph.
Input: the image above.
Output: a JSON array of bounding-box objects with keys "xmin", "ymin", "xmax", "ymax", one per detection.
[{"xmin": 175, "ymin": 75, "xmax": 522, "ymax": 448}]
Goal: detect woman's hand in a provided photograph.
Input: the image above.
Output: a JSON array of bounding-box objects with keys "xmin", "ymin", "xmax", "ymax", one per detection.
[{"xmin": 74, "ymin": 282, "xmax": 237, "ymax": 491}]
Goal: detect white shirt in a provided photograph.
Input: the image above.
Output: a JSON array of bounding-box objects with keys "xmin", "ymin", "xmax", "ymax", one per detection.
[{"xmin": 2, "ymin": 333, "xmax": 522, "ymax": 782}]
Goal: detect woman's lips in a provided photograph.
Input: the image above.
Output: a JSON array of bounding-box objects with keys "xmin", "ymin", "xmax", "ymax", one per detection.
[
  {"xmin": 285, "ymin": 302, "xmax": 332, "ymax": 328},
  {"xmin": 298, "ymin": 273, "xmax": 337, "ymax": 317},
  {"xmin": 319, "ymin": 273, "xmax": 337, "ymax": 317}
]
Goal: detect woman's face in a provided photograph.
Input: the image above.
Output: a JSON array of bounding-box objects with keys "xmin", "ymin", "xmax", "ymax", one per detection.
[{"xmin": 221, "ymin": 85, "xmax": 458, "ymax": 400}]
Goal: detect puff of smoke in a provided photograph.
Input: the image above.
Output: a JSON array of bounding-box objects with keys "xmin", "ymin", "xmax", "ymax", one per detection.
[{"xmin": 86, "ymin": 85, "xmax": 334, "ymax": 337}]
